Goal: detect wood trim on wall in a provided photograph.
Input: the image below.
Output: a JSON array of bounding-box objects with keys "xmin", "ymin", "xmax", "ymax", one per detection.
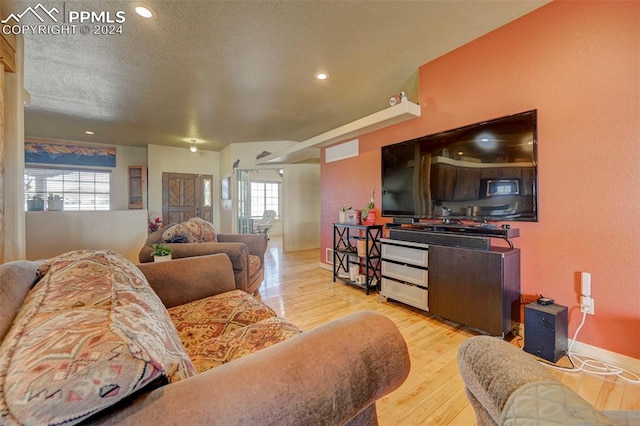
[
  {"xmin": 0, "ymin": 64, "xmax": 5, "ymax": 262},
  {"xmin": 0, "ymin": 34, "xmax": 16, "ymax": 73}
]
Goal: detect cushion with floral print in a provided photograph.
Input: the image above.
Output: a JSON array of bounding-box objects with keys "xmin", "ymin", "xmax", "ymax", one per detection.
[
  {"xmin": 162, "ymin": 217, "xmax": 217, "ymax": 243},
  {"xmin": 0, "ymin": 249, "xmax": 195, "ymax": 426}
]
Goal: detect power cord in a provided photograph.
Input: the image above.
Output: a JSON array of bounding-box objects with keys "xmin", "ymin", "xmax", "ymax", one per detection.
[{"xmin": 540, "ymin": 309, "xmax": 640, "ymax": 384}]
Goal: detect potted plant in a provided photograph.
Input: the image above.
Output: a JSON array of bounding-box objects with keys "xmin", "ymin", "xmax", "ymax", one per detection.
[
  {"xmin": 361, "ymin": 188, "xmax": 377, "ymax": 226},
  {"xmin": 27, "ymin": 195, "xmax": 45, "ymax": 211},
  {"xmin": 149, "ymin": 243, "xmax": 173, "ymax": 262},
  {"xmin": 47, "ymin": 193, "xmax": 64, "ymax": 211}
]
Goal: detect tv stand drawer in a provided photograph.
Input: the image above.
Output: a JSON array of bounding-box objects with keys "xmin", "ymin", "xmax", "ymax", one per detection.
[
  {"xmin": 381, "ymin": 278, "xmax": 428, "ymax": 311},
  {"xmin": 381, "ymin": 239, "xmax": 428, "ymax": 267},
  {"xmin": 382, "ymin": 261, "xmax": 428, "ymax": 286}
]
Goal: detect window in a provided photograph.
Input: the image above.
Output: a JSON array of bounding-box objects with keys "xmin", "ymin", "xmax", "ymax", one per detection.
[
  {"xmin": 24, "ymin": 167, "xmax": 111, "ymax": 211},
  {"xmin": 203, "ymin": 178, "xmax": 212, "ymax": 207},
  {"xmin": 250, "ymin": 181, "xmax": 280, "ymax": 217}
]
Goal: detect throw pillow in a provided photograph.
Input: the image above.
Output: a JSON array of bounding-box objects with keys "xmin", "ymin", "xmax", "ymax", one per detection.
[
  {"xmin": 162, "ymin": 217, "xmax": 217, "ymax": 243},
  {"xmin": 186, "ymin": 317, "xmax": 303, "ymax": 373},
  {"xmin": 168, "ymin": 289, "xmax": 278, "ymax": 347},
  {"xmin": 0, "ymin": 249, "xmax": 195, "ymax": 426}
]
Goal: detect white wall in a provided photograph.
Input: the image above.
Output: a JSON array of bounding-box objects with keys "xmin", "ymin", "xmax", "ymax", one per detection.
[
  {"xmin": 219, "ymin": 145, "xmax": 233, "ymax": 232},
  {"xmin": 147, "ymin": 144, "xmax": 220, "ymax": 230},
  {"xmin": 283, "ymin": 163, "xmax": 321, "ymax": 251},
  {"xmin": 228, "ymin": 141, "xmax": 296, "ymax": 171},
  {"xmin": 112, "ymin": 145, "xmax": 148, "ymax": 210},
  {"xmin": 26, "ymin": 210, "xmax": 148, "ymax": 263}
]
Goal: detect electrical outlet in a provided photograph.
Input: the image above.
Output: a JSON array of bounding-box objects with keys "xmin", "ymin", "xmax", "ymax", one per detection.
[
  {"xmin": 581, "ymin": 298, "xmax": 595, "ymax": 315},
  {"xmin": 580, "ymin": 272, "xmax": 594, "ymax": 314}
]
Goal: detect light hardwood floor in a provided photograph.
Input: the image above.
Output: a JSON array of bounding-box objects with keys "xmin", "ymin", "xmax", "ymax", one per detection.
[{"xmin": 257, "ymin": 237, "xmax": 640, "ymax": 425}]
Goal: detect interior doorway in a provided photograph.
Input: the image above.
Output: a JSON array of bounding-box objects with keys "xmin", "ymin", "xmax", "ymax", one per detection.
[
  {"xmin": 162, "ymin": 172, "xmax": 213, "ymax": 224},
  {"xmin": 235, "ymin": 169, "xmax": 283, "ymax": 236}
]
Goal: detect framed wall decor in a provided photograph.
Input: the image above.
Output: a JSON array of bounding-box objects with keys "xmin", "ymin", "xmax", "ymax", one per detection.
[
  {"xmin": 128, "ymin": 165, "xmax": 147, "ymax": 209},
  {"xmin": 221, "ymin": 176, "xmax": 230, "ymax": 200},
  {"xmin": 25, "ymin": 141, "xmax": 116, "ymax": 167}
]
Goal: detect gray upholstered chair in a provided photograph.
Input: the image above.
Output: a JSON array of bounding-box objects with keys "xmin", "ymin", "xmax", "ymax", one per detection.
[{"xmin": 457, "ymin": 336, "xmax": 639, "ymax": 425}]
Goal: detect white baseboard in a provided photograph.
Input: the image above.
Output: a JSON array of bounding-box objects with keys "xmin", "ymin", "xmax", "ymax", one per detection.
[
  {"xmin": 569, "ymin": 340, "xmax": 640, "ymax": 375},
  {"xmin": 518, "ymin": 323, "xmax": 639, "ymax": 374},
  {"xmin": 319, "ymin": 262, "xmax": 332, "ymax": 271}
]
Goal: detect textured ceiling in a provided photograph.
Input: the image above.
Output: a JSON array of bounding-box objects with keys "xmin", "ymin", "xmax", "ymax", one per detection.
[{"xmin": 3, "ymin": 0, "xmax": 549, "ymax": 151}]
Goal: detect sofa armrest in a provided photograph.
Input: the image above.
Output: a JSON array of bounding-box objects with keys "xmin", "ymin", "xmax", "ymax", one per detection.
[
  {"xmin": 140, "ymin": 242, "xmax": 248, "ymax": 270},
  {"xmin": 502, "ymin": 381, "xmax": 618, "ymax": 425},
  {"xmin": 457, "ymin": 336, "xmax": 556, "ymax": 425},
  {"xmin": 88, "ymin": 311, "xmax": 410, "ymax": 426},
  {"xmin": 217, "ymin": 233, "xmax": 267, "ymax": 262},
  {"xmin": 0, "ymin": 261, "xmax": 41, "ymax": 342},
  {"xmin": 136, "ymin": 254, "xmax": 236, "ymax": 308},
  {"xmin": 139, "ymin": 241, "xmax": 252, "ymax": 293}
]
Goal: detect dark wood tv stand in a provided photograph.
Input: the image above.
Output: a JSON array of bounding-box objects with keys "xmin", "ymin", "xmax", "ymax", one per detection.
[{"xmin": 381, "ymin": 226, "xmax": 520, "ymax": 337}]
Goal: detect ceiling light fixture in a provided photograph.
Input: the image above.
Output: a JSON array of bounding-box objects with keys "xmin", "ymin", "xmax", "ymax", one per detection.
[
  {"xmin": 84, "ymin": 131, "xmax": 94, "ymax": 135},
  {"xmin": 315, "ymin": 72, "xmax": 329, "ymax": 80},
  {"xmin": 190, "ymin": 139, "xmax": 198, "ymax": 153},
  {"xmin": 133, "ymin": 3, "xmax": 157, "ymax": 19}
]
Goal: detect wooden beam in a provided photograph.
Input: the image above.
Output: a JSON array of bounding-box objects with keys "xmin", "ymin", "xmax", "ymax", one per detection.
[{"xmin": 1, "ymin": 33, "xmax": 16, "ymax": 73}]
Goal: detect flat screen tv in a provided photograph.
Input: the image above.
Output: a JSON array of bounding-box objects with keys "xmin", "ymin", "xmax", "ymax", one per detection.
[{"xmin": 381, "ymin": 110, "xmax": 537, "ymax": 222}]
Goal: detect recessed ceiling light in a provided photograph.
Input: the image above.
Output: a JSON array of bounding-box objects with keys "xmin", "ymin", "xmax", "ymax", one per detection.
[
  {"xmin": 85, "ymin": 131, "xmax": 94, "ymax": 135},
  {"xmin": 133, "ymin": 3, "xmax": 157, "ymax": 19},
  {"xmin": 315, "ymin": 72, "xmax": 329, "ymax": 80}
]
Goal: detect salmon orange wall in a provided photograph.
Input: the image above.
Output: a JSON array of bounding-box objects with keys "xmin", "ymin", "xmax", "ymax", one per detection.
[{"xmin": 320, "ymin": 1, "xmax": 640, "ymax": 359}]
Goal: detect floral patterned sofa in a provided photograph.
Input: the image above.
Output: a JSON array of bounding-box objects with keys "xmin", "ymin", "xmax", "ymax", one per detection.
[
  {"xmin": 0, "ymin": 250, "xmax": 410, "ymax": 425},
  {"xmin": 139, "ymin": 217, "xmax": 267, "ymax": 294}
]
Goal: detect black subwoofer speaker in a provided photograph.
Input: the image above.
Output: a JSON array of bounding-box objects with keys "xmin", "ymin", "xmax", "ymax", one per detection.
[{"xmin": 523, "ymin": 303, "xmax": 568, "ymax": 363}]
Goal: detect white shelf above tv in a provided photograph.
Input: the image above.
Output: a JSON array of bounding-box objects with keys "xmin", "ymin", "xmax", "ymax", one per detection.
[
  {"xmin": 255, "ymin": 101, "xmax": 421, "ymax": 165},
  {"xmin": 432, "ymin": 156, "xmax": 535, "ymax": 168}
]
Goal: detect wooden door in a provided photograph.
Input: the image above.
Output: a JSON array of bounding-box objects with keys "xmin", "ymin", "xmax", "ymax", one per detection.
[
  {"xmin": 430, "ymin": 163, "xmax": 456, "ymax": 201},
  {"xmin": 453, "ymin": 168, "xmax": 481, "ymax": 201},
  {"xmin": 162, "ymin": 172, "xmax": 213, "ymax": 225}
]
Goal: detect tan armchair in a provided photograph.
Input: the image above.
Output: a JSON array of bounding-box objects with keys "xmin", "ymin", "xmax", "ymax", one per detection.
[{"xmin": 139, "ymin": 224, "xmax": 267, "ymax": 294}]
